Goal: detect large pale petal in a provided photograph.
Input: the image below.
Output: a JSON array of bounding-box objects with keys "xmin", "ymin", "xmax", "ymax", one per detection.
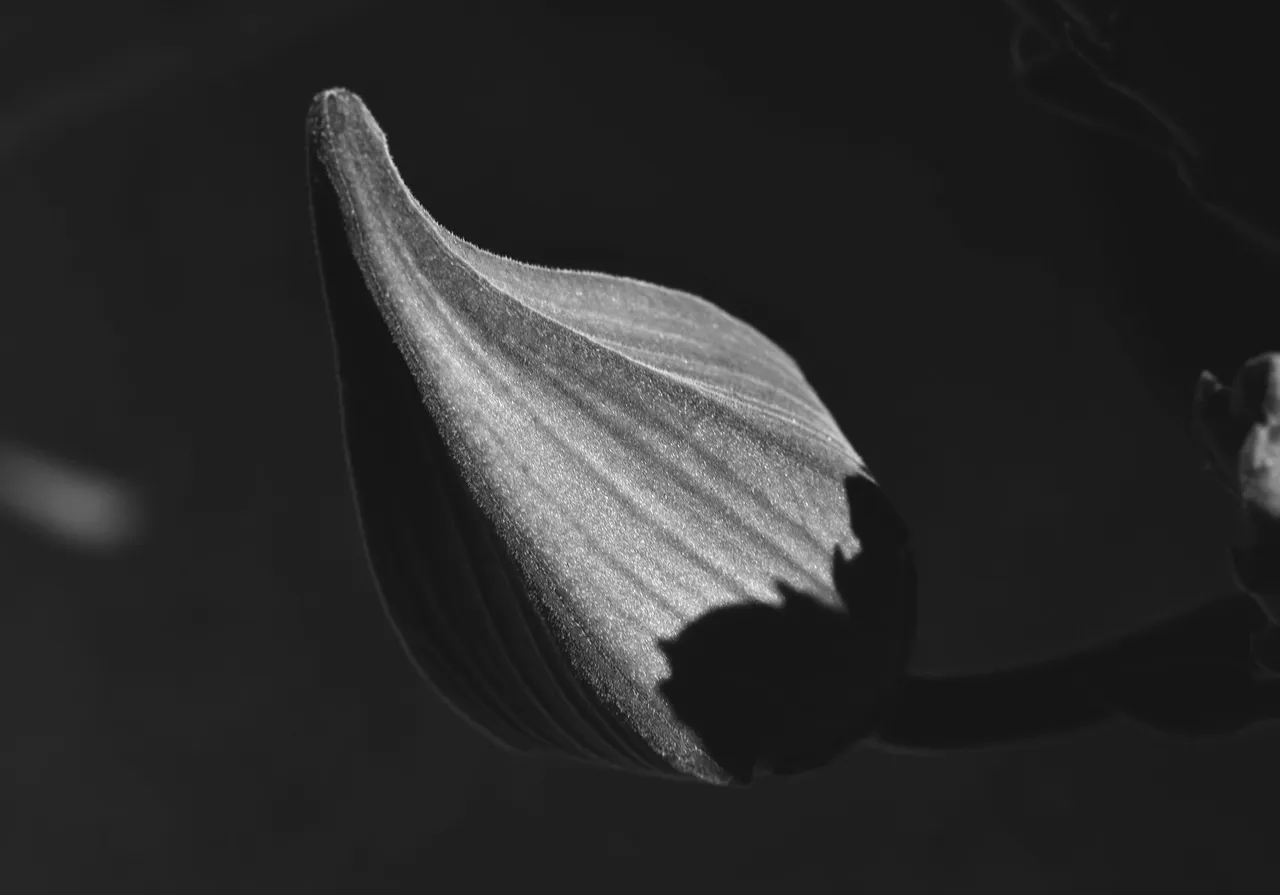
[{"xmin": 307, "ymin": 88, "xmax": 914, "ymax": 782}]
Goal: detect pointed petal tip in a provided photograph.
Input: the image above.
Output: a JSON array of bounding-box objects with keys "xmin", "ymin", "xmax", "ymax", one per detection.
[
  {"xmin": 310, "ymin": 86, "xmax": 362, "ymax": 121},
  {"xmin": 308, "ymin": 88, "xmax": 388, "ymax": 155}
]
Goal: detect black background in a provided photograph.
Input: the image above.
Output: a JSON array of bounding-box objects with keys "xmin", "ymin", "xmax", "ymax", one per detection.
[{"xmin": 4, "ymin": 2, "xmax": 1278, "ymax": 891}]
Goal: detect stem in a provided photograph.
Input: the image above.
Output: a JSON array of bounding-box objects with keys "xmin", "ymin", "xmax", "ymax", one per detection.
[{"xmin": 873, "ymin": 592, "xmax": 1279, "ymax": 753}]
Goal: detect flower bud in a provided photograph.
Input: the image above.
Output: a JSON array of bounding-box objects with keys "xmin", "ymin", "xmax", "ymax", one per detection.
[
  {"xmin": 306, "ymin": 88, "xmax": 916, "ymax": 784},
  {"xmin": 1193, "ymin": 354, "xmax": 1280, "ymax": 619}
]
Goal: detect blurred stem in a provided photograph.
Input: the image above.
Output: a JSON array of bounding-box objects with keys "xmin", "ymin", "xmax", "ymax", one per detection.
[{"xmin": 874, "ymin": 592, "xmax": 1280, "ymax": 752}]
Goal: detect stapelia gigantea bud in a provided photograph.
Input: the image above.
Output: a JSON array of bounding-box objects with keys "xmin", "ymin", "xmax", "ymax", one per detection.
[
  {"xmin": 1193, "ymin": 353, "xmax": 1280, "ymax": 622},
  {"xmin": 306, "ymin": 88, "xmax": 917, "ymax": 785}
]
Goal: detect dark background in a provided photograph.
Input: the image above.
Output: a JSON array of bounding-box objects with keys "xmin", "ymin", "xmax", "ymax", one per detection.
[{"xmin": 3, "ymin": 2, "xmax": 1278, "ymax": 892}]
